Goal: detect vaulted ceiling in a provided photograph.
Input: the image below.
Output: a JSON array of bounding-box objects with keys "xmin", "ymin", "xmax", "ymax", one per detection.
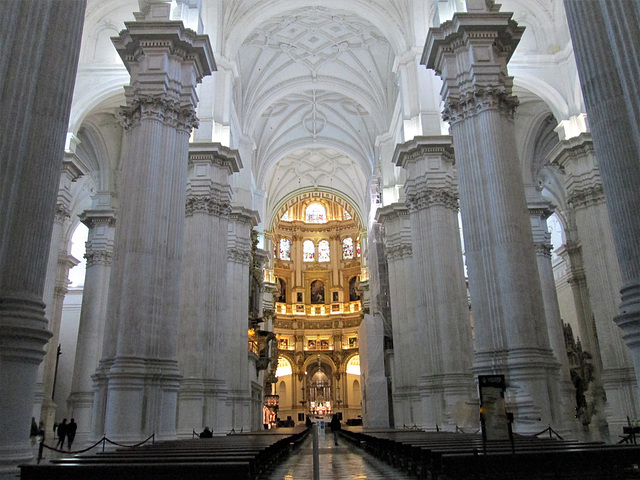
[{"xmin": 230, "ymin": 5, "xmax": 399, "ymax": 216}]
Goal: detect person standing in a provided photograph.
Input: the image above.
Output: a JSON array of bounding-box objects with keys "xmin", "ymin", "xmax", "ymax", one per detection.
[
  {"xmin": 30, "ymin": 418, "xmax": 38, "ymax": 446},
  {"xmin": 329, "ymin": 414, "xmax": 341, "ymax": 446},
  {"xmin": 66, "ymin": 419, "xmax": 77, "ymax": 450},
  {"xmin": 55, "ymin": 418, "xmax": 67, "ymax": 449}
]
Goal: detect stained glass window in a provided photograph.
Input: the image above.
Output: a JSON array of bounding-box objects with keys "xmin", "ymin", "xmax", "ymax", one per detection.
[
  {"xmin": 343, "ymin": 237, "xmax": 354, "ymax": 259},
  {"xmin": 305, "ymin": 203, "xmax": 326, "ymax": 223},
  {"xmin": 356, "ymin": 240, "xmax": 361, "ymax": 257},
  {"xmin": 279, "ymin": 238, "xmax": 291, "ymax": 261},
  {"xmin": 318, "ymin": 239, "xmax": 330, "ymax": 262},
  {"xmin": 303, "ymin": 240, "xmax": 315, "ymax": 262}
]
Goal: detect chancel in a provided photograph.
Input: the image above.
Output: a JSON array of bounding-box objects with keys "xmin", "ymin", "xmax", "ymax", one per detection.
[{"xmin": 2, "ymin": 0, "xmax": 640, "ymax": 478}]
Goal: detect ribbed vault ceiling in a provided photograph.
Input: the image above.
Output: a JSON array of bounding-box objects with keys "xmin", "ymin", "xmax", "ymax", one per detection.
[{"xmin": 233, "ymin": 5, "xmax": 397, "ymax": 216}]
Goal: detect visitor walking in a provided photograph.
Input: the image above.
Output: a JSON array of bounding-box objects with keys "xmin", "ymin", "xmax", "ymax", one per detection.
[
  {"xmin": 66, "ymin": 418, "xmax": 77, "ymax": 450},
  {"xmin": 329, "ymin": 414, "xmax": 341, "ymax": 446},
  {"xmin": 55, "ymin": 418, "xmax": 68, "ymax": 450}
]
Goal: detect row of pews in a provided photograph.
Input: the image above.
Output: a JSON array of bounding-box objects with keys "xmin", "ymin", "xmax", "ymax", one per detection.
[
  {"xmin": 21, "ymin": 427, "xmax": 308, "ymax": 480},
  {"xmin": 340, "ymin": 427, "xmax": 640, "ymax": 479}
]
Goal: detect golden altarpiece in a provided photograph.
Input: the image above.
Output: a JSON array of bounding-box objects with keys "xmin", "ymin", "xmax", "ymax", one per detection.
[{"xmin": 262, "ymin": 195, "xmax": 366, "ymax": 426}]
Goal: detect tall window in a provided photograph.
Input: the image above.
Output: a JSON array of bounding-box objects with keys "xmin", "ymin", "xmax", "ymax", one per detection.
[
  {"xmin": 318, "ymin": 239, "xmax": 330, "ymax": 262},
  {"xmin": 279, "ymin": 238, "xmax": 291, "ymax": 261},
  {"xmin": 303, "ymin": 240, "xmax": 315, "ymax": 262},
  {"xmin": 356, "ymin": 240, "xmax": 361, "ymax": 257},
  {"xmin": 305, "ymin": 203, "xmax": 326, "ymax": 223},
  {"xmin": 342, "ymin": 237, "xmax": 353, "ymax": 259}
]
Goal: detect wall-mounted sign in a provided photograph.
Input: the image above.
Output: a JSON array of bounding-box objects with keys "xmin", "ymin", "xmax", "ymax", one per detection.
[{"xmin": 478, "ymin": 375, "xmax": 510, "ymax": 441}]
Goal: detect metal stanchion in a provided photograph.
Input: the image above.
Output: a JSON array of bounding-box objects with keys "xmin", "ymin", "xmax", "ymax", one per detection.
[{"xmin": 312, "ymin": 422, "xmax": 319, "ymax": 480}]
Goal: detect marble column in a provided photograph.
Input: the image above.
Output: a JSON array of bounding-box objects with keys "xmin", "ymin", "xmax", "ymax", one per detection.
[
  {"xmin": 528, "ymin": 196, "xmax": 579, "ymax": 435},
  {"xmin": 375, "ymin": 204, "xmax": 422, "ymax": 427},
  {"xmin": 221, "ymin": 207, "xmax": 259, "ymax": 431},
  {"xmin": 93, "ymin": 7, "xmax": 214, "ymax": 442},
  {"xmin": 176, "ymin": 143, "xmax": 240, "ymax": 437},
  {"xmin": 67, "ymin": 200, "xmax": 116, "ymax": 446},
  {"xmin": 548, "ymin": 133, "xmax": 638, "ymax": 432},
  {"xmin": 0, "ymin": 1, "xmax": 85, "ymax": 475},
  {"xmin": 394, "ymin": 136, "xmax": 476, "ymax": 431},
  {"xmin": 39, "ymin": 160, "xmax": 84, "ymax": 434},
  {"xmin": 563, "ymin": 0, "xmax": 640, "ymax": 415},
  {"xmin": 424, "ymin": 3, "xmax": 563, "ymax": 431}
]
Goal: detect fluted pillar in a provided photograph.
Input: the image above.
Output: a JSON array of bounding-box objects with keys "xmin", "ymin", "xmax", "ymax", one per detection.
[
  {"xmin": 528, "ymin": 197, "xmax": 578, "ymax": 435},
  {"xmin": 39, "ymin": 159, "xmax": 84, "ymax": 434},
  {"xmin": 67, "ymin": 201, "xmax": 116, "ymax": 446},
  {"xmin": 548, "ymin": 134, "xmax": 638, "ymax": 432},
  {"xmin": 0, "ymin": 1, "xmax": 85, "ymax": 475},
  {"xmin": 563, "ymin": 0, "xmax": 640, "ymax": 416},
  {"xmin": 221, "ymin": 207, "xmax": 259, "ymax": 431},
  {"xmin": 376, "ymin": 204, "xmax": 421, "ymax": 427},
  {"xmin": 176, "ymin": 143, "xmax": 240, "ymax": 437},
  {"xmin": 394, "ymin": 136, "xmax": 476, "ymax": 431},
  {"xmin": 424, "ymin": 3, "xmax": 563, "ymax": 432},
  {"xmin": 92, "ymin": 7, "xmax": 214, "ymax": 442}
]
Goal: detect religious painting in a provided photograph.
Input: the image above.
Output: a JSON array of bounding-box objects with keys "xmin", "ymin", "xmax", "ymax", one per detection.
[
  {"xmin": 276, "ymin": 278, "xmax": 286, "ymax": 303},
  {"xmin": 349, "ymin": 276, "xmax": 360, "ymax": 301},
  {"xmin": 296, "ymin": 304, "xmax": 305, "ymax": 313},
  {"xmin": 320, "ymin": 339, "xmax": 329, "ymax": 349},
  {"xmin": 310, "ymin": 280, "xmax": 325, "ymax": 304},
  {"xmin": 297, "ymin": 292, "xmax": 303, "ymax": 303},
  {"xmin": 307, "ymin": 339, "xmax": 317, "ymax": 349},
  {"xmin": 348, "ymin": 336, "xmax": 357, "ymax": 348},
  {"xmin": 278, "ymin": 338, "xmax": 289, "ymax": 349},
  {"xmin": 332, "ymin": 291, "xmax": 339, "ymax": 302}
]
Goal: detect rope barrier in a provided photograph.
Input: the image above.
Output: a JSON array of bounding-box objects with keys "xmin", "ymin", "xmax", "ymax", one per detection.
[{"xmin": 37, "ymin": 433, "xmax": 155, "ymax": 464}]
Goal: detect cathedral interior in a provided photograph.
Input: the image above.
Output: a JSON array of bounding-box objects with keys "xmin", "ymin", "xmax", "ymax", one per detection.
[{"xmin": 1, "ymin": 0, "xmax": 640, "ymax": 477}]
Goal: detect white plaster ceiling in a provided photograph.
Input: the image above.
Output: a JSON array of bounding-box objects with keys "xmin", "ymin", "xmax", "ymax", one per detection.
[{"xmin": 232, "ymin": 5, "xmax": 398, "ymax": 213}]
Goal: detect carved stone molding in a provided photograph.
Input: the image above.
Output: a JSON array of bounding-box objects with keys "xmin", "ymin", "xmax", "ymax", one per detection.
[
  {"xmin": 533, "ymin": 242, "xmax": 553, "ymax": 258},
  {"xmin": 185, "ymin": 195, "xmax": 231, "ymax": 217},
  {"xmin": 386, "ymin": 244, "xmax": 412, "ymax": 261},
  {"xmin": 228, "ymin": 247, "xmax": 251, "ymax": 264},
  {"xmin": 54, "ymin": 204, "xmax": 71, "ymax": 224},
  {"xmin": 121, "ymin": 96, "xmax": 199, "ymax": 133},
  {"xmin": 567, "ymin": 184, "xmax": 606, "ymax": 210},
  {"xmin": 443, "ymin": 86, "xmax": 519, "ymax": 123},
  {"xmin": 406, "ymin": 188, "xmax": 458, "ymax": 212},
  {"xmin": 85, "ymin": 249, "xmax": 113, "ymax": 267}
]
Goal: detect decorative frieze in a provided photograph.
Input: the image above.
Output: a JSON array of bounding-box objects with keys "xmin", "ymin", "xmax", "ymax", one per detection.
[
  {"xmin": 566, "ymin": 184, "xmax": 606, "ymax": 210},
  {"xmin": 533, "ymin": 242, "xmax": 553, "ymax": 259},
  {"xmin": 185, "ymin": 195, "xmax": 231, "ymax": 217},
  {"xmin": 442, "ymin": 86, "xmax": 519, "ymax": 123},
  {"xmin": 406, "ymin": 188, "xmax": 458, "ymax": 212},
  {"xmin": 228, "ymin": 247, "xmax": 252, "ymax": 265},
  {"xmin": 85, "ymin": 249, "xmax": 113, "ymax": 267}
]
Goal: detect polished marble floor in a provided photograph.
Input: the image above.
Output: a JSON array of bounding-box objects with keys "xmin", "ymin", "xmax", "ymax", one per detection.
[{"xmin": 266, "ymin": 432, "xmax": 418, "ymax": 479}]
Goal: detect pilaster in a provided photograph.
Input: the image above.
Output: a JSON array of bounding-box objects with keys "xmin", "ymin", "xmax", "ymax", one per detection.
[
  {"xmin": 393, "ymin": 136, "xmax": 476, "ymax": 431},
  {"xmin": 94, "ymin": 10, "xmax": 214, "ymax": 443},
  {"xmin": 68, "ymin": 204, "xmax": 116, "ymax": 446},
  {"xmin": 39, "ymin": 158, "xmax": 84, "ymax": 435},
  {"xmin": 548, "ymin": 133, "xmax": 638, "ymax": 432},
  {"xmin": 375, "ymin": 204, "xmax": 421, "ymax": 427},
  {"xmin": 177, "ymin": 143, "xmax": 240, "ymax": 437},
  {"xmin": 527, "ymin": 195, "xmax": 579, "ymax": 436},
  {"xmin": 221, "ymin": 207, "xmax": 259, "ymax": 431},
  {"xmin": 424, "ymin": 4, "xmax": 563, "ymax": 432}
]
